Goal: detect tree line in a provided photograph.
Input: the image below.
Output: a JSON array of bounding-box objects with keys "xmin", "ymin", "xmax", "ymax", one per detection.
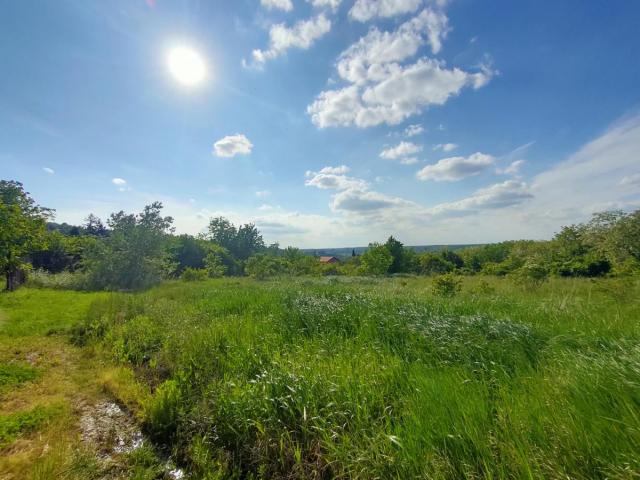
[{"xmin": 1, "ymin": 180, "xmax": 638, "ymax": 291}]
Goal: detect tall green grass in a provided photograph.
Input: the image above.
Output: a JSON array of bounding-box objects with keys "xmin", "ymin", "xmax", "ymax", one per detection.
[{"xmin": 71, "ymin": 276, "xmax": 640, "ymax": 478}]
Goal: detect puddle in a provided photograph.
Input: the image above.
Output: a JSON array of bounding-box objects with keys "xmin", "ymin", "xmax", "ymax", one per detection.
[
  {"xmin": 80, "ymin": 401, "xmax": 189, "ymax": 478},
  {"xmin": 80, "ymin": 401, "xmax": 144, "ymax": 457}
]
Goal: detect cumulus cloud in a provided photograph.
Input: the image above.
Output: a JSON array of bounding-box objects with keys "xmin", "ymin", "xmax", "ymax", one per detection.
[
  {"xmin": 331, "ymin": 188, "xmax": 413, "ymax": 212},
  {"xmin": 428, "ymin": 180, "xmax": 533, "ymax": 215},
  {"xmin": 304, "ymin": 166, "xmax": 368, "ymax": 190},
  {"xmin": 304, "ymin": 6, "xmax": 495, "ymax": 129},
  {"xmin": 404, "ymin": 124, "xmax": 424, "ymax": 137},
  {"xmin": 43, "ymin": 167, "xmax": 55, "ymax": 175},
  {"xmin": 260, "ymin": 0, "xmax": 293, "ymax": 12},
  {"xmin": 416, "ymin": 152, "xmax": 494, "ymax": 181},
  {"xmin": 213, "ymin": 134, "xmax": 253, "ymax": 158},
  {"xmin": 307, "ymin": 0, "xmax": 342, "ymax": 10},
  {"xmin": 380, "ymin": 141, "xmax": 422, "ymax": 160},
  {"xmin": 309, "ymin": 42, "xmax": 492, "ymax": 128},
  {"xmin": 349, "ymin": 0, "xmax": 422, "ymax": 22},
  {"xmin": 112, "ymin": 178, "xmax": 127, "ymax": 186},
  {"xmin": 433, "ymin": 142, "xmax": 457, "ymax": 152},
  {"xmin": 247, "ymin": 14, "xmax": 331, "ymax": 67}
]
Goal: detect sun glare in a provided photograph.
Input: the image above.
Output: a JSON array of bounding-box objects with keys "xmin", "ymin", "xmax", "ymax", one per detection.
[{"xmin": 167, "ymin": 46, "xmax": 206, "ymax": 87}]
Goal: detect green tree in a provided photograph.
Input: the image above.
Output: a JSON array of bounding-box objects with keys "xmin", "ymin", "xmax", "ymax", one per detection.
[
  {"xmin": 0, "ymin": 181, "xmax": 53, "ymax": 290},
  {"xmin": 384, "ymin": 236, "xmax": 407, "ymax": 273},
  {"xmin": 360, "ymin": 243, "xmax": 393, "ymax": 275},
  {"xmin": 84, "ymin": 202, "xmax": 174, "ymax": 290}
]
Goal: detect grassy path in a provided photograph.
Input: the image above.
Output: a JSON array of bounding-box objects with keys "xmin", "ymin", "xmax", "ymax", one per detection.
[{"xmin": 0, "ymin": 289, "xmax": 156, "ymax": 480}]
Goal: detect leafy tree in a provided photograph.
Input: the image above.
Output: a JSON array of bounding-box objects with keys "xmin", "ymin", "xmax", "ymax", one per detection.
[
  {"xmin": 84, "ymin": 213, "xmax": 108, "ymax": 236},
  {"xmin": 168, "ymin": 234, "xmax": 209, "ymax": 274},
  {"xmin": 384, "ymin": 236, "xmax": 407, "ymax": 273},
  {"xmin": 441, "ymin": 249, "xmax": 464, "ymax": 269},
  {"xmin": 205, "ymin": 217, "xmax": 265, "ymax": 260},
  {"xmin": 0, "ymin": 181, "xmax": 53, "ymax": 290},
  {"xmin": 245, "ymin": 254, "xmax": 287, "ymax": 279},
  {"xmin": 418, "ymin": 253, "xmax": 454, "ymax": 275},
  {"xmin": 360, "ymin": 243, "xmax": 393, "ymax": 275},
  {"xmin": 84, "ymin": 202, "xmax": 174, "ymax": 290}
]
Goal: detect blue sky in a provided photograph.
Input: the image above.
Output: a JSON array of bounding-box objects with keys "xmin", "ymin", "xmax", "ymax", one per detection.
[{"xmin": 1, "ymin": 0, "xmax": 640, "ymax": 247}]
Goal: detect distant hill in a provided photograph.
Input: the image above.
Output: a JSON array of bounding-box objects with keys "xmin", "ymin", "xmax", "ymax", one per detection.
[{"xmin": 302, "ymin": 244, "xmax": 484, "ymax": 258}]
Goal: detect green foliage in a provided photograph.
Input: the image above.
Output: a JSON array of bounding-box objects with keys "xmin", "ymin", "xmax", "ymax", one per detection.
[
  {"xmin": 83, "ymin": 202, "xmax": 174, "ymax": 291},
  {"xmin": 110, "ymin": 315, "xmax": 163, "ymax": 365},
  {"xmin": 245, "ymin": 254, "xmax": 287, "ymax": 279},
  {"xmin": 418, "ymin": 252, "xmax": 455, "ymax": 275},
  {"xmin": 0, "ymin": 180, "xmax": 53, "ymax": 290},
  {"xmin": 0, "ymin": 405, "xmax": 62, "ymax": 448},
  {"xmin": 204, "ymin": 248, "xmax": 229, "ymax": 278},
  {"xmin": 145, "ymin": 380, "xmax": 181, "ymax": 443},
  {"xmin": 69, "ymin": 277, "xmax": 640, "ymax": 478},
  {"xmin": 205, "ymin": 217, "xmax": 265, "ymax": 261},
  {"xmin": 432, "ymin": 273, "xmax": 462, "ymax": 297},
  {"xmin": 360, "ymin": 243, "xmax": 393, "ymax": 275},
  {"xmin": 0, "ymin": 362, "xmax": 38, "ymax": 390},
  {"xmin": 181, "ymin": 267, "xmax": 209, "ymax": 282}
]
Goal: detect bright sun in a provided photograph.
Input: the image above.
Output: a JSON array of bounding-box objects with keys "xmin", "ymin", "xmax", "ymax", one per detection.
[{"xmin": 167, "ymin": 46, "xmax": 206, "ymax": 87}]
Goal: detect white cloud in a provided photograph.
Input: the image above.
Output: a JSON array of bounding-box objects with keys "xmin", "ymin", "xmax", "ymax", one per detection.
[
  {"xmin": 305, "ymin": 5, "xmax": 495, "ymax": 129},
  {"xmin": 316, "ymin": 165, "xmax": 350, "ymax": 175},
  {"xmin": 380, "ymin": 141, "xmax": 422, "ymax": 160},
  {"xmin": 43, "ymin": 167, "xmax": 55, "ymax": 175},
  {"xmin": 260, "ymin": 0, "xmax": 293, "ymax": 12},
  {"xmin": 404, "ymin": 124, "xmax": 424, "ymax": 137},
  {"xmin": 213, "ymin": 134, "xmax": 253, "ymax": 158},
  {"xmin": 256, "ymin": 190, "xmax": 272, "ymax": 198},
  {"xmin": 416, "ymin": 152, "xmax": 494, "ymax": 181},
  {"xmin": 112, "ymin": 177, "xmax": 129, "ymax": 192},
  {"xmin": 496, "ymin": 159, "xmax": 525, "ymax": 176},
  {"xmin": 349, "ymin": 0, "xmax": 423, "ymax": 22},
  {"xmin": 309, "ymin": 59, "xmax": 492, "ymax": 128},
  {"xmin": 619, "ymin": 173, "xmax": 640, "ymax": 187},
  {"xmin": 307, "ymin": 0, "xmax": 342, "ymax": 10},
  {"xmin": 304, "ymin": 167, "xmax": 368, "ymax": 190},
  {"xmin": 248, "ymin": 14, "xmax": 331, "ymax": 67},
  {"xmin": 258, "ymin": 203, "xmax": 275, "ymax": 211},
  {"xmin": 433, "ymin": 142, "xmax": 457, "ymax": 152},
  {"xmin": 428, "ymin": 180, "xmax": 533, "ymax": 215},
  {"xmin": 331, "ymin": 187, "xmax": 413, "ymax": 212}
]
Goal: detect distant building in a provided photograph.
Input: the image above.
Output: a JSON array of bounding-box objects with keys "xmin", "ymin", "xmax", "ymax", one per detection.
[{"xmin": 319, "ymin": 256, "xmax": 339, "ymax": 264}]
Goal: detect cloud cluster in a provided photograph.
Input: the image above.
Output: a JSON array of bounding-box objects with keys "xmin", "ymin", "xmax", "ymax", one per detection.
[
  {"xmin": 416, "ymin": 152, "xmax": 494, "ymax": 181},
  {"xmin": 349, "ymin": 0, "xmax": 422, "ymax": 22},
  {"xmin": 307, "ymin": 0, "xmax": 342, "ymax": 10},
  {"xmin": 433, "ymin": 142, "xmax": 457, "ymax": 152},
  {"xmin": 260, "ymin": 0, "xmax": 293, "ymax": 12},
  {"xmin": 213, "ymin": 134, "xmax": 253, "ymax": 158},
  {"xmin": 248, "ymin": 14, "xmax": 331, "ymax": 67},
  {"xmin": 380, "ymin": 141, "xmax": 422, "ymax": 164},
  {"xmin": 428, "ymin": 180, "xmax": 533, "ymax": 215},
  {"xmin": 307, "ymin": 8, "xmax": 492, "ymax": 128},
  {"xmin": 404, "ymin": 124, "xmax": 424, "ymax": 137}
]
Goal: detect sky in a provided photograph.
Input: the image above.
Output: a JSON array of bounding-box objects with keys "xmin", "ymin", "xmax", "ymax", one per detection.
[{"xmin": 1, "ymin": 0, "xmax": 640, "ymax": 248}]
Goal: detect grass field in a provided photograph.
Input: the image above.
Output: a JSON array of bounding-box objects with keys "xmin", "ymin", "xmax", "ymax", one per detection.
[{"xmin": 1, "ymin": 276, "xmax": 639, "ymax": 479}]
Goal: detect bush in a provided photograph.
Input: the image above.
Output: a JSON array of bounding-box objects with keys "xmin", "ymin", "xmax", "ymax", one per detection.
[
  {"xmin": 181, "ymin": 267, "xmax": 208, "ymax": 282},
  {"xmin": 26, "ymin": 269, "xmax": 87, "ymax": 290},
  {"xmin": 432, "ymin": 273, "xmax": 462, "ymax": 297},
  {"xmin": 145, "ymin": 380, "xmax": 181, "ymax": 443}
]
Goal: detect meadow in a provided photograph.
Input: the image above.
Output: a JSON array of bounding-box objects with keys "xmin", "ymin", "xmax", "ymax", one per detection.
[{"xmin": 2, "ymin": 275, "xmax": 637, "ymax": 479}]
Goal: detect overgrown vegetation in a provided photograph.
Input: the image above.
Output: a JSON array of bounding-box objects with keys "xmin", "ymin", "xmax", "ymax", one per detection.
[{"xmin": 67, "ymin": 276, "xmax": 640, "ymax": 479}]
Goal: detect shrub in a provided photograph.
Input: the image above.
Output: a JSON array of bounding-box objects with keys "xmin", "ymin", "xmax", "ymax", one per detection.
[
  {"xmin": 432, "ymin": 273, "xmax": 462, "ymax": 297},
  {"xmin": 145, "ymin": 380, "xmax": 181, "ymax": 444},
  {"xmin": 26, "ymin": 269, "xmax": 87, "ymax": 290},
  {"xmin": 181, "ymin": 267, "xmax": 208, "ymax": 282}
]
